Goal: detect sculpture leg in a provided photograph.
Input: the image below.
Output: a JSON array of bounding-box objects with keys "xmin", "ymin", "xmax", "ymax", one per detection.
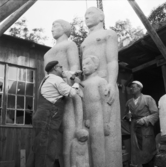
[
  {"xmin": 105, "ymin": 90, "xmax": 122, "ymax": 167},
  {"xmin": 63, "ymin": 99, "xmax": 75, "ymax": 167},
  {"xmin": 90, "ymin": 121, "xmax": 105, "ymax": 167}
]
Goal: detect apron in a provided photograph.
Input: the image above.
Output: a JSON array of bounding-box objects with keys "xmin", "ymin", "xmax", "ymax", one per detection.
[
  {"xmin": 128, "ymin": 94, "xmax": 157, "ymax": 166},
  {"xmin": 27, "ymin": 76, "xmax": 65, "ymax": 167}
]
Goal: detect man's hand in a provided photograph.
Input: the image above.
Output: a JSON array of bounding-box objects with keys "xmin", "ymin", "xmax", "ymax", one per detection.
[
  {"xmin": 123, "ymin": 112, "xmax": 132, "ymax": 121},
  {"xmin": 74, "ymin": 77, "xmax": 81, "ymax": 84},
  {"xmin": 137, "ymin": 118, "xmax": 145, "ymax": 125},
  {"xmin": 105, "ymin": 84, "xmax": 116, "ymax": 105}
]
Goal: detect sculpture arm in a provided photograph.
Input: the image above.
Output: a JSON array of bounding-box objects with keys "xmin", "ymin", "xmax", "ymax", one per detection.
[
  {"xmin": 70, "ymin": 141, "xmax": 77, "ymax": 167},
  {"xmin": 99, "ymin": 79, "xmax": 110, "ymax": 123},
  {"xmin": 67, "ymin": 41, "xmax": 80, "ymax": 71},
  {"xmin": 72, "ymin": 94, "xmax": 83, "ymax": 130},
  {"xmin": 100, "ymin": 79, "xmax": 111, "ymax": 136},
  {"xmin": 105, "ymin": 30, "xmax": 119, "ymax": 105}
]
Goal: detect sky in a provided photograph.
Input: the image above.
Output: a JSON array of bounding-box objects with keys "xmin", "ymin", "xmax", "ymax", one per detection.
[{"xmin": 5, "ymin": 0, "xmax": 166, "ymax": 46}]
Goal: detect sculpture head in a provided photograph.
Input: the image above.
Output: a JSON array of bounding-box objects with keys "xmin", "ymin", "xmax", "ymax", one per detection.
[
  {"xmin": 52, "ymin": 19, "xmax": 71, "ymax": 39},
  {"xmin": 82, "ymin": 56, "xmax": 99, "ymax": 76},
  {"xmin": 75, "ymin": 129, "xmax": 89, "ymax": 142},
  {"xmin": 85, "ymin": 7, "xmax": 104, "ymax": 29}
]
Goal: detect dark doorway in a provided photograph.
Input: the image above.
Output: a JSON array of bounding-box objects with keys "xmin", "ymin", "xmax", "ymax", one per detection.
[
  {"xmin": 133, "ymin": 64, "xmax": 165, "ymax": 103},
  {"xmin": 133, "ymin": 64, "xmax": 165, "ymax": 135}
]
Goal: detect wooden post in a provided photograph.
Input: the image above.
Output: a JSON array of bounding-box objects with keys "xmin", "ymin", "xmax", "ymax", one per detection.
[
  {"xmin": 161, "ymin": 65, "xmax": 166, "ymax": 92},
  {"xmin": 128, "ymin": 0, "xmax": 166, "ymax": 60},
  {"xmin": 0, "ymin": 0, "xmax": 29, "ymax": 22},
  {"xmin": 0, "ymin": 0, "xmax": 37, "ymax": 37}
]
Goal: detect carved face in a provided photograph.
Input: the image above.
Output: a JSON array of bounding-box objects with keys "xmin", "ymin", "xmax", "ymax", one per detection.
[
  {"xmin": 85, "ymin": 8, "xmax": 101, "ymax": 28},
  {"xmin": 82, "ymin": 57, "xmax": 96, "ymax": 75},
  {"xmin": 52, "ymin": 22, "xmax": 64, "ymax": 39}
]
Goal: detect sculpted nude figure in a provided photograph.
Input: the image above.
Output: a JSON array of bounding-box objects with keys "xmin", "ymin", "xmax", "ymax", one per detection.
[
  {"xmin": 44, "ymin": 20, "xmax": 79, "ymax": 72},
  {"xmin": 44, "ymin": 20, "xmax": 82, "ymax": 167},
  {"xmin": 81, "ymin": 7, "xmax": 122, "ymax": 167},
  {"xmin": 82, "ymin": 56, "xmax": 110, "ymax": 167},
  {"xmin": 70, "ymin": 129, "xmax": 89, "ymax": 167}
]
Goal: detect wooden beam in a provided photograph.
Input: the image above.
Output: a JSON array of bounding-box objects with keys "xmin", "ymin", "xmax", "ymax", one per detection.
[
  {"xmin": 0, "ymin": 0, "xmax": 37, "ymax": 37},
  {"xmin": 161, "ymin": 65, "xmax": 166, "ymax": 92},
  {"xmin": 157, "ymin": 58, "xmax": 166, "ymax": 67},
  {"xmin": 128, "ymin": 0, "xmax": 166, "ymax": 60},
  {"xmin": 0, "ymin": 0, "xmax": 28, "ymax": 22},
  {"xmin": 132, "ymin": 59, "xmax": 156, "ymax": 72},
  {"xmin": 141, "ymin": 40, "xmax": 159, "ymax": 53}
]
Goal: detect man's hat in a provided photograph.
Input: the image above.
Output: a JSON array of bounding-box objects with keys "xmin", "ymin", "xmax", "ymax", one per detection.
[
  {"xmin": 45, "ymin": 61, "xmax": 59, "ymax": 72},
  {"xmin": 131, "ymin": 81, "xmax": 143, "ymax": 88}
]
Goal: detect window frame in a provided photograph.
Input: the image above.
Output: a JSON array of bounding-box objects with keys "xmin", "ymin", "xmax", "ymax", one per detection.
[{"xmin": 0, "ymin": 62, "xmax": 36, "ymax": 127}]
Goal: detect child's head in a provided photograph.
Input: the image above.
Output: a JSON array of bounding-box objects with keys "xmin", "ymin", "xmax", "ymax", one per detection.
[
  {"xmin": 82, "ymin": 56, "xmax": 99, "ymax": 76},
  {"xmin": 75, "ymin": 129, "xmax": 89, "ymax": 142}
]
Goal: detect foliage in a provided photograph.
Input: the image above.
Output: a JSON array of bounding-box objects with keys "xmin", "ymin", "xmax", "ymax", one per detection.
[
  {"xmin": 148, "ymin": 2, "xmax": 166, "ymax": 27},
  {"xmin": 110, "ymin": 19, "xmax": 144, "ymax": 49},
  {"xmin": 70, "ymin": 17, "xmax": 88, "ymax": 48},
  {"xmin": 8, "ymin": 18, "xmax": 48, "ymax": 45}
]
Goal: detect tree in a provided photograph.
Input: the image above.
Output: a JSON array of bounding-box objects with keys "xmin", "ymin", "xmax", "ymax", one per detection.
[
  {"xmin": 70, "ymin": 17, "xmax": 88, "ymax": 49},
  {"xmin": 8, "ymin": 18, "xmax": 48, "ymax": 45},
  {"xmin": 110, "ymin": 19, "xmax": 144, "ymax": 49},
  {"xmin": 148, "ymin": 2, "xmax": 166, "ymax": 30}
]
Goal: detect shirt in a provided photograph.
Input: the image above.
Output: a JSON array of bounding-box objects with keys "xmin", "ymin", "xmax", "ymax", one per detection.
[
  {"xmin": 133, "ymin": 96, "xmax": 140, "ymax": 105},
  {"xmin": 41, "ymin": 74, "xmax": 72, "ymax": 104}
]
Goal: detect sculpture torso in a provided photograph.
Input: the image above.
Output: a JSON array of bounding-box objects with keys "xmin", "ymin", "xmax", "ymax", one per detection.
[
  {"xmin": 81, "ymin": 29, "xmax": 111, "ymax": 80},
  {"xmin": 44, "ymin": 40, "xmax": 74, "ymax": 71}
]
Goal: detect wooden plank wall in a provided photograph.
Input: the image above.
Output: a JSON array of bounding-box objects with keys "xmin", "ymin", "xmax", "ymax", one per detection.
[
  {"xmin": 0, "ymin": 35, "xmax": 50, "ymax": 167},
  {"xmin": 0, "ymin": 127, "xmax": 34, "ymax": 167}
]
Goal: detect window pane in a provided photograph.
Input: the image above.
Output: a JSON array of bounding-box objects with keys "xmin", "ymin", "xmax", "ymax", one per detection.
[
  {"xmin": 0, "ymin": 80, "xmax": 3, "ymax": 93},
  {"xmin": 16, "ymin": 110, "xmax": 24, "ymax": 124},
  {"xmin": 18, "ymin": 68, "xmax": 26, "ymax": 81},
  {"xmin": 26, "ymin": 97, "xmax": 33, "ymax": 110},
  {"xmin": 17, "ymin": 82, "xmax": 25, "ymax": 95},
  {"xmin": 8, "ymin": 95, "xmax": 15, "ymax": 108},
  {"xmin": 0, "ymin": 64, "xmax": 4, "ymax": 78},
  {"xmin": 27, "ymin": 69, "xmax": 34, "ymax": 82},
  {"xmin": 17, "ymin": 96, "xmax": 24, "ymax": 109},
  {"xmin": 8, "ymin": 80, "xmax": 17, "ymax": 94},
  {"xmin": 8, "ymin": 66, "xmax": 17, "ymax": 80},
  {"xmin": 25, "ymin": 110, "xmax": 32, "ymax": 125},
  {"xmin": 26, "ymin": 83, "xmax": 34, "ymax": 96},
  {"xmin": 6, "ymin": 110, "xmax": 15, "ymax": 124}
]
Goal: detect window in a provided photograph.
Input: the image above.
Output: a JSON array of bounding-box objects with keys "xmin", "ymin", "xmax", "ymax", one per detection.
[{"xmin": 0, "ymin": 63, "xmax": 35, "ymax": 126}]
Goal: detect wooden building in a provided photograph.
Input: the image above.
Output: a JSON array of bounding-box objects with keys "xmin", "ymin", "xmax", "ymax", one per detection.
[{"xmin": 0, "ymin": 34, "xmax": 50, "ymax": 167}]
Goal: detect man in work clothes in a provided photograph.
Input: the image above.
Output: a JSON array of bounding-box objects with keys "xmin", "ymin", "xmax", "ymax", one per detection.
[
  {"xmin": 27, "ymin": 60, "xmax": 80, "ymax": 167},
  {"xmin": 125, "ymin": 81, "xmax": 158, "ymax": 167}
]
